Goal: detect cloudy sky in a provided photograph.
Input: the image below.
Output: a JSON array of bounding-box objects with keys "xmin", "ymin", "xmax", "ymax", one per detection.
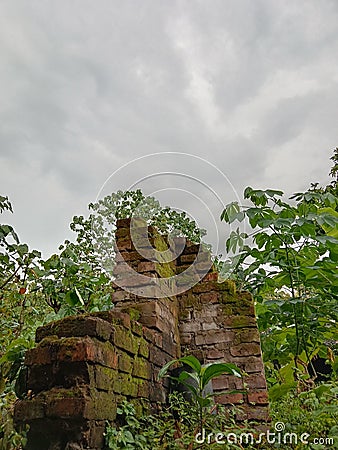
[{"xmin": 1, "ymin": 1, "xmax": 337, "ymax": 257}]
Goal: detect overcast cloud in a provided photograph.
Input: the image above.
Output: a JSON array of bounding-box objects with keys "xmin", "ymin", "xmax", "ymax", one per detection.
[{"xmin": 1, "ymin": 0, "xmax": 337, "ymax": 256}]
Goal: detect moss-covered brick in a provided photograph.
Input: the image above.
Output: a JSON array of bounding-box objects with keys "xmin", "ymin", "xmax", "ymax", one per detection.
[
  {"xmin": 118, "ymin": 353, "xmax": 133, "ymax": 374},
  {"xmin": 138, "ymin": 338, "xmax": 149, "ymax": 358},
  {"xmin": 113, "ymin": 373, "xmax": 138, "ymax": 397},
  {"xmin": 132, "ymin": 357, "xmax": 151, "ymax": 380},
  {"xmin": 223, "ymin": 316, "xmax": 257, "ymax": 328},
  {"xmin": 95, "ymin": 366, "xmax": 118, "ymax": 391},
  {"xmin": 179, "ymin": 291, "xmax": 200, "ymax": 308},
  {"xmin": 35, "ymin": 315, "xmax": 114, "ymax": 343},
  {"xmin": 136, "ymin": 379, "xmax": 150, "ymax": 398},
  {"xmin": 92, "ymin": 391, "xmax": 117, "ymax": 420},
  {"xmin": 230, "ymin": 342, "xmax": 261, "ymax": 357},
  {"xmin": 113, "ymin": 327, "xmax": 139, "ymax": 355},
  {"xmin": 131, "ymin": 321, "xmax": 143, "ymax": 336},
  {"xmin": 128, "ymin": 308, "xmax": 141, "ymax": 321},
  {"xmin": 233, "ymin": 328, "xmax": 261, "ymax": 345}
]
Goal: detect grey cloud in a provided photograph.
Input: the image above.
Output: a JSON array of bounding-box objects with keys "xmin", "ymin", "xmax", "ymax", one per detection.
[{"xmin": 0, "ymin": 0, "xmax": 337, "ymax": 256}]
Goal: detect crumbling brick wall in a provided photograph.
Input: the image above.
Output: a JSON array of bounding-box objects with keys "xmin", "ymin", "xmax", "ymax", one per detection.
[{"xmin": 15, "ymin": 217, "xmax": 269, "ymax": 449}]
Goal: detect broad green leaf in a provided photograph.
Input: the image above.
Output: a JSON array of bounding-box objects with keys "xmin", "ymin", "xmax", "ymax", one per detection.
[{"xmin": 201, "ymin": 363, "xmax": 241, "ymax": 387}]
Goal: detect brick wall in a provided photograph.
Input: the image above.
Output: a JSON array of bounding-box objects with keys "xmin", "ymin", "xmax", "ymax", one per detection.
[{"xmin": 14, "ymin": 217, "xmax": 269, "ymax": 449}]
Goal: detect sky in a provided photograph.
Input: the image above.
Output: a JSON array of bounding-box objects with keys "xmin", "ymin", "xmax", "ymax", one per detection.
[{"xmin": 1, "ymin": 0, "xmax": 338, "ymax": 258}]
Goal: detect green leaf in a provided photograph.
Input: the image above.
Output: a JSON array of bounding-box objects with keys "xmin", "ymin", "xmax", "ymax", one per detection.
[
  {"xmin": 201, "ymin": 363, "xmax": 241, "ymax": 387},
  {"xmin": 176, "ymin": 355, "xmax": 201, "ymax": 374}
]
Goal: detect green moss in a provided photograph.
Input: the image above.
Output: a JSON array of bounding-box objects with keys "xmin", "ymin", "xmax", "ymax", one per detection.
[
  {"xmin": 113, "ymin": 327, "xmax": 140, "ymax": 355},
  {"xmin": 128, "ymin": 308, "xmax": 141, "ymax": 321},
  {"xmin": 138, "ymin": 338, "xmax": 149, "ymax": 358},
  {"xmin": 132, "ymin": 357, "xmax": 151, "ymax": 380},
  {"xmin": 231, "ymin": 316, "xmax": 254, "ymax": 328}
]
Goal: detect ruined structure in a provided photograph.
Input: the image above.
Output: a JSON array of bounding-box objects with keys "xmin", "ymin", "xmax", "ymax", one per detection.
[{"xmin": 14, "ymin": 218, "xmax": 269, "ymax": 449}]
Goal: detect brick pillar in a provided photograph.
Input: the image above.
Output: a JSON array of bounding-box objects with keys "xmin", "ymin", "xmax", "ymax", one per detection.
[
  {"xmin": 14, "ymin": 311, "xmax": 172, "ymax": 449},
  {"xmin": 111, "ymin": 218, "xmax": 181, "ymax": 401},
  {"xmin": 176, "ymin": 241, "xmax": 269, "ymax": 422}
]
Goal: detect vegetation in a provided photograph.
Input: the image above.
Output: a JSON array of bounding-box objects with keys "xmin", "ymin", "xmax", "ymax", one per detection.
[
  {"xmin": 157, "ymin": 355, "xmax": 242, "ymax": 431},
  {"xmin": 105, "ymin": 384, "xmax": 338, "ymax": 449},
  {"xmin": 220, "ymin": 150, "xmax": 338, "ymax": 399}
]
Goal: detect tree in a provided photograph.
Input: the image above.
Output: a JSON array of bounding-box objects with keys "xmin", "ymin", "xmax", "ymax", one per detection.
[{"xmin": 220, "ymin": 160, "xmax": 338, "ymax": 388}]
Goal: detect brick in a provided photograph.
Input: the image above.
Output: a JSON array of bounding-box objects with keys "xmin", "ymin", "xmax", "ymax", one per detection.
[
  {"xmin": 245, "ymin": 374, "xmax": 267, "ymax": 390},
  {"xmin": 200, "ymin": 292, "xmax": 218, "ymax": 303},
  {"xmin": 202, "ymin": 272, "xmax": 218, "ymax": 281},
  {"xmin": 201, "ymin": 321, "xmax": 218, "ymax": 331},
  {"xmin": 55, "ymin": 337, "xmax": 118, "ymax": 367},
  {"xmin": 110, "ymin": 310, "xmax": 131, "ymax": 328},
  {"xmin": 180, "ymin": 254, "xmax": 197, "ymax": 264},
  {"xmin": 237, "ymin": 406, "xmax": 270, "ymax": 422},
  {"xmin": 115, "ymin": 227, "xmax": 131, "ymax": 240},
  {"xmin": 46, "ymin": 396, "xmax": 87, "ymax": 419},
  {"xmin": 222, "ymin": 316, "xmax": 257, "ymax": 328},
  {"xmin": 113, "ymin": 261, "xmax": 134, "ymax": 275},
  {"xmin": 180, "ymin": 321, "xmax": 201, "ymax": 333},
  {"xmin": 115, "ymin": 273, "xmax": 157, "ymax": 288},
  {"xmin": 191, "ymin": 281, "xmax": 219, "ymax": 294},
  {"xmin": 196, "ymin": 330, "xmax": 234, "ymax": 346},
  {"xmin": 138, "ymin": 338, "xmax": 149, "ymax": 358},
  {"xmin": 116, "ymin": 238, "xmax": 134, "ymax": 250},
  {"xmin": 132, "ymin": 357, "xmax": 151, "ymax": 380},
  {"xmin": 131, "ymin": 321, "xmax": 143, "ymax": 336},
  {"xmin": 95, "ymin": 366, "xmax": 118, "ymax": 391},
  {"xmin": 243, "ymin": 357, "xmax": 264, "ymax": 373},
  {"xmin": 247, "ymin": 391, "xmax": 269, "ymax": 405},
  {"xmin": 137, "ymin": 379, "xmax": 150, "ymax": 397},
  {"xmin": 116, "ymin": 218, "xmax": 132, "ymax": 228},
  {"xmin": 180, "ymin": 333, "xmax": 192, "ymax": 345},
  {"xmin": 138, "ymin": 261, "xmax": 156, "ymax": 272},
  {"xmin": 143, "ymin": 327, "xmax": 163, "ymax": 347},
  {"xmin": 14, "ymin": 397, "xmax": 45, "ymax": 422},
  {"xmin": 205, "ymin": 348, "xmax": 226, "ymax": 359},
  {"xmin": 25, "ymin": 347, "xmax": 53, "ymax": 366},
  {"xmin": 113, "ymin": 327, "xmax": 139, "ymax": 355},
  {"xmin": 149, "ymin": 346, "xmax": 171, "ymax": 368},
  {"xmin": 149, "ymin": 383, "xmax": 166, "ymax": 403},
  {"xmin": 212, "ymin": 376, "xmax": 229, "ymax": 391},
  {"xmin": 119, "ymin": 251, "xmax": 144, "ymax": 262},
  {"xmin": 216, "ymin": 393, "xmax": 244, "ymax": 405},
  {"xmin": 234, "ymin": 328, "xmax": 261, "ymax": 344},
  {"xmin": 118, "ymin": 353, "xmax": 134, "ymax": 374},
  {"xmin": 36, "ymin": 316, "xmax": 114, "ymax": 343},
  {"xmin": 230, "ymin": 343, "xmax": 261, "ymax": 357},
  {"xmin": 182, "ymin": 244, "xmax": 200, "ymax": 255}
]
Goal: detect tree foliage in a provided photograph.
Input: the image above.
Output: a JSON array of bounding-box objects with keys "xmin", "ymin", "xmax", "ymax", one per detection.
[{"xmin": 220, "ymin": 151, "xmax": 338, "ymax": 394}]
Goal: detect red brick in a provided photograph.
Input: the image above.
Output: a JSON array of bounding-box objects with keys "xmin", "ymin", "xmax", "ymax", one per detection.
[
  {"xmin": 247, "ymin": 391, "xmax": 269, "ymax": 405},
  {"xmin": 230, "ymin": 343, "xmax": 261, "ymax": 357},
  {"xmin": 138, "ymin": 261, "xmax": 156, "ymax": 272},
  {"xmin": 244, "ymin": 357, "xmax": 264, "ymax": 373},
  {"xmin": 245, "ymin": 374, "xmax": 267, "ymax": 390},
  {"xmin": 200, "ymin": 292, "xmax": 218, "ymax": 303},
  {"xmin": 25, "ymin": 347, "xmax": 52, "ymax": 366},
  {"xmin": 216, "ymin": 393, "xmax": 244, "ymax": 405},
  {"xmin": 212, "ymin": 376, "xmax": 229, "ymax": 391}
]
